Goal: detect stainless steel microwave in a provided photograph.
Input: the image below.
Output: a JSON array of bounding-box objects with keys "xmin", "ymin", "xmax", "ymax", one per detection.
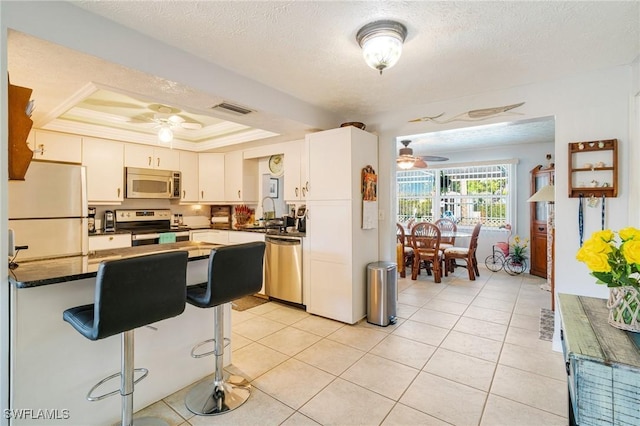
[{"xmin": 125, "ymin": 167, "xmax": 181, "ymax": 199}]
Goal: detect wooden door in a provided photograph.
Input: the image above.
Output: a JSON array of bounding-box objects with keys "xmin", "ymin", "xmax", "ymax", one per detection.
[{"xmin": 530, "ymin": 165, "xmax": 554, "ymax": 278}]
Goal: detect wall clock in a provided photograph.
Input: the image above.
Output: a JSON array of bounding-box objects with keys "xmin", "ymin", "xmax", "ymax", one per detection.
[{"xmin": 268, "ymin": 154, "xmax": 284, "ymax": 177}]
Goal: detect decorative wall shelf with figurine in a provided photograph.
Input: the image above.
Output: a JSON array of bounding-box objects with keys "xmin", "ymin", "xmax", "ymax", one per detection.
[{"xmin": 568, "ymin": 139, "xmax": 617, "ymax": 198}]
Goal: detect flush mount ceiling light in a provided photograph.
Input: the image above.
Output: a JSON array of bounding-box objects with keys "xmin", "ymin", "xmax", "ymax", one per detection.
[{"xmin": 356, "ymin": 20, "xmax": 407, "ymax": 75}]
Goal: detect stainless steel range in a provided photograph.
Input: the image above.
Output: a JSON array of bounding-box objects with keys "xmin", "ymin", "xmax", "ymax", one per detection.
[{"xmin": 115, "ymin": 209, "xmax": 189, "ymax": 246}]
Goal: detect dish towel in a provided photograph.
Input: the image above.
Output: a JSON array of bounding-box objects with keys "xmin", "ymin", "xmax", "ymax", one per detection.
[{"xmin": 159, "ymin": 233, "xmax": 176, "ymax": 244}]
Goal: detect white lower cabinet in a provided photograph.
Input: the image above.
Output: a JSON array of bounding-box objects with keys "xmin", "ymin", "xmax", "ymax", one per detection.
[
  {"xmin": 189, "ymin": 230, "xmax": 229, "ymax": 245},
  {"xmin": 228, "ymin": 231, "xmax": 266, "ymax": 294},
  {"xmin": 88, "ymin": 234, "xmax": 131, "ymax": 251}
]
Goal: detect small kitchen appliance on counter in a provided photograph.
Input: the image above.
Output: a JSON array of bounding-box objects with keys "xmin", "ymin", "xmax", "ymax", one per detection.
[
  {"xmin": 88, "ymin": 207, "xmax": 96, "ymax": 234},
  {"xmin": 104, "ymin": 210, "xmax": 115, "ymax": 232},
  {"xmin": 296, "ymin": 205, "xmax": 307, "ymax": 233}
]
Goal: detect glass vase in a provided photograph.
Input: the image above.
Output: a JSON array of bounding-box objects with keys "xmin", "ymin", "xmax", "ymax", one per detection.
[{"xmin": 607, "ymin": 286, "xmax": 640, "ymax": 333}]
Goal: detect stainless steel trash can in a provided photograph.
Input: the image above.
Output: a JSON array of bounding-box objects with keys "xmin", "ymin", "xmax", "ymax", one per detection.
[{"xmin": 367, "ymin": 261, "xmax": 397, "ymax": 326}]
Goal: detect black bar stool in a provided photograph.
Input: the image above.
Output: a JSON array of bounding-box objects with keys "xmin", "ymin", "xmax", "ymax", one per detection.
[
  {"xmin": 185, "ymin": 242, "xmax": 266, "ymax": 416},
  {"xmin": 63, "ymin": 251, "xmax": 188, "ymax": 426}
]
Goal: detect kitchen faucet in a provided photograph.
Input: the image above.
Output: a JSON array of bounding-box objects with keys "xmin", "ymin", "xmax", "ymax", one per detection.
[{"xmin": 261, "ymin": 196, "xmax": 276, "ymax": 220}]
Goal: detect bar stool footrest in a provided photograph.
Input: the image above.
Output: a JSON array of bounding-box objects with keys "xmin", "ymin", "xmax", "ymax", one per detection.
[
  {"xmin": 87, "ymin": 368, "xmax": 149, "ymax": 402},
  {"xmin": 185, "ymin": 375, "xmax": 251, "ymax": 416},
  {"xmin": 190, "ymin": 338, "xmax": 231, "ymax": 359}
]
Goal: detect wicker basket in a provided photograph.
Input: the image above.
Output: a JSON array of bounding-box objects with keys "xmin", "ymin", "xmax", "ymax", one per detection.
[{"xmin": 607, "ymin": 286, "xmax": 640, "ymax": 332}]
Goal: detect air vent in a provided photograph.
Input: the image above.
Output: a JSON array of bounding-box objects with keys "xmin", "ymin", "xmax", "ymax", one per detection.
[{"xmin": 210, "ymin": 102, "xmax": 253, "ymax": 115}]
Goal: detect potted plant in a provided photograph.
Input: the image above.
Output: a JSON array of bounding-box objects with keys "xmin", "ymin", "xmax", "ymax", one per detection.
[
  {"xmin": 576, "ymin": 228, "xmax": 640, "ymax": 332},
  {"xmin": 509, "ymin": 235, "xmax": 529, "ymax": 264}
]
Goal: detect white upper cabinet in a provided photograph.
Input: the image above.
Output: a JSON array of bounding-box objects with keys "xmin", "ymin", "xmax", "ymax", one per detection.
[
  {"xmin": 82, "ymin": 137, "xmax": 124, "ymax": 203},
  {"xmin": 124, "ymin": 144, "xmax": 180, "ymax": 170},
  {"xmin": 306, "ymin": 128, "xmax": 356, "ymax": 201},
  {"xmin": 28, "ymin": 130, "xmax": 82, "ymax": 164},
  {"xmin": 198, "ymin": 153, "xmax": 225, "ymax": 202},
  {"xmin": 179, "ymin": 151, "xmax": 199, "ymax": 203},
  {"xmin": 224, "ymin": 150, "xmax": 258, "ymax": 203},
  {"xmin": 283, "ymin": 140, "xmax": 308, "ymax": 201}
]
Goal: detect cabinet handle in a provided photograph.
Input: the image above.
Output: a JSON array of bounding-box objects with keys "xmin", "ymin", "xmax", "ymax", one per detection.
[
  {"xmin": 109, "ymin": 236, "xmax": 114, "ymax": 241},
  {"xmin": 117, "ymin": 188, "xmax": 121, "ymax": 198},
  {"xmin": 36, "ymin": 144, "xmax": 45, "ymax": 156},
  {"xmin": 538, "ymin": 227, "xmax": 545, "ymax": 231},
  {"xmin": 238, "ymin": 190, "xmax": 241, "ymax": 199},
  {"xmin": 183, "ymin": 190, "xmax": 186, "ymax": 199},
  {"xmin": 148, "ymin": 156, "xmax": 152, "ymax": 166},
  {"xmin": 201, "ymin": 190, "xmax": 204, "ymax": 199},
  {"xmin": 295, "ymin": 187, "xmax": 299, "ymax": 197},
  {"xmin": 302, "ymin": 187, "xmax": 306, "ymax": 197},
  {"xmin": 305, "ymin": 181, "xmax": 309, "ymax": 191},
  {"xmin": 157, "ymin": 158, "xmax": 160, "ymax": 168}
]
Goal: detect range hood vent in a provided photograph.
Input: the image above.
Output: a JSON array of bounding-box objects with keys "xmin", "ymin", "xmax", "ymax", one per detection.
[{"xmin": 210, "ymin": 102, "xmax": 253, "ymax": 115}]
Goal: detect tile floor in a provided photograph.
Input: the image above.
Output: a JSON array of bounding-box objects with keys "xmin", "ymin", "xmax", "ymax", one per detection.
[{"xmin": 134, "ymin": 265, "xmax": 567, "ymax": 426}]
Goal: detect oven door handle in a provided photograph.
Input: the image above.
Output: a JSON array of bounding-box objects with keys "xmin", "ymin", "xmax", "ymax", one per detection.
[{"xmin": 132, "ymin": 233, "xmax": 160, "ymax": 241}]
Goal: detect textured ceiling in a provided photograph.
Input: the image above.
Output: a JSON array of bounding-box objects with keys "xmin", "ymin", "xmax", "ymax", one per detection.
[
  {"xmin": 73, "ymin": 1, "xmax": 639, "ymax": 117},
  {"xmin": 7, "ymin": 1, "xmax": 639, "ymax": 153}
]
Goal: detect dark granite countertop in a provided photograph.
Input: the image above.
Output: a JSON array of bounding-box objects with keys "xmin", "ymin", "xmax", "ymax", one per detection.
[{"xmin": 9, "ymin": 241, "xmax": 222, "ymax": 289}]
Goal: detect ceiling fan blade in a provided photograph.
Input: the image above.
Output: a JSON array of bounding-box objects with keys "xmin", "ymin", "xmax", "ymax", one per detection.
[
  {"xmin": 421, "ymin": 155, "xmax": 449, "ymax": 162},
  {"xmin": 168, "ymin": 114, "xmax": 185, "ymax": 124}
]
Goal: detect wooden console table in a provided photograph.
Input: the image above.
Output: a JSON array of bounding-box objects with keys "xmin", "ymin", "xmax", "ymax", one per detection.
[{"xmin": 558, "ymin": 293, "xmax": 640, "ymax": 425}]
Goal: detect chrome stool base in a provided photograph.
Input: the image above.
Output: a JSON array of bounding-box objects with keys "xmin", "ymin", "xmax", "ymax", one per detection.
[{"xmin": 185, "ymin": 375, "xmax": 251, "ymax": 416}]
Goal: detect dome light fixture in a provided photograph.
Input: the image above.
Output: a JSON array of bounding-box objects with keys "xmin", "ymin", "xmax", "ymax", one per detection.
[
  {"xmin": 356, "ymin": 20, "xmax": 408, "ymax": 75},
  {"xmin": 157, "ymin": 124, "xmax": 174, "ymax": 144}
]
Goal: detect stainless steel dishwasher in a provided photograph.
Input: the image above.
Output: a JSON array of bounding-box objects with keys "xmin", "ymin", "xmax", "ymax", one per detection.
[{"xmin": 265, "ymin": 235, "xmax": 303, "ymax": 304}]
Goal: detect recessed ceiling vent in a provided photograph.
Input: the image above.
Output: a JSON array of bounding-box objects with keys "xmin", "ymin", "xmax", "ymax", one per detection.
[{"xmin": 210, "ymin": 102, "xmax": 253, "ymax": 115}]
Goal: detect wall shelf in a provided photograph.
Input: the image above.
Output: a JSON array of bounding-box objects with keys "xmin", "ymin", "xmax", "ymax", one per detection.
[
  {"xmin": 8, "ymin": 80, "xmax": 34, "ymax": 180},
  {"xmin": 567, "ymin": 139, "xmax": 617, "ymax": 198}
]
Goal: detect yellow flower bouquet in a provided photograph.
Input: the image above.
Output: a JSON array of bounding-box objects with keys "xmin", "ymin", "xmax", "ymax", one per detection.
[
  {"xmin": 576, "ymin": 228, "xmax": 640, "ymax": 289},
  {"xmin": 576, "ymin": 228, "xmax": 640, "ymax": 331}
]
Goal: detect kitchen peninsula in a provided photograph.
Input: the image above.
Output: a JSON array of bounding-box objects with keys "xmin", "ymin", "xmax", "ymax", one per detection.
[{"xmin": 8, "ymin": 241, "xmax": 229, "ymax": 426}]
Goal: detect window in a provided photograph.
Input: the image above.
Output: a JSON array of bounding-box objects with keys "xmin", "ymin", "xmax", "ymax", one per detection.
[{"xmin": 397, "ymin": 162, "xmax": 514, "ymax": 228}]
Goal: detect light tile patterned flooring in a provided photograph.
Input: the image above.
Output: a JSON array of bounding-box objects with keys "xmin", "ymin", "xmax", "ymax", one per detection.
[{"xmin": 134, "ymin": 266, "xmax": 567, "ymax": 426}]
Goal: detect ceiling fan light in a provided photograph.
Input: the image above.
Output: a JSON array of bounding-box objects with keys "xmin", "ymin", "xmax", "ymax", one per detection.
[
  {"xmin": 356, "ymin": 20, "xmax": 407, "ymax": 74},
  {"xmin": 397, "ymin": 156, "xmax": 416, "ymax": 170},
  {"xmin": 157, "ymin": 125, "xmax": 173, "ymax": 143}
]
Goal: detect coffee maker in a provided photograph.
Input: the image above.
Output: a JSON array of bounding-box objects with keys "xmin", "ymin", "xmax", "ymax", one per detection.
[
  {"xmin": 104, "ymin": 210, "xmax": 115, "ymax": 232},
  {"xmin": 296, "ymin": 205, "xmax": 307, "ymax": 233},
  {"xmin": 88, "ymin": 207, "xmax": 96, "ymax": 234}
]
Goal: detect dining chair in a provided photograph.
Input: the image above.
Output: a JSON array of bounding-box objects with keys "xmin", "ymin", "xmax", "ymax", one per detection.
[
  {"xmin": 444, "ymin": 222, "xmax": 482, "ymax": 280},
  {"xmin": 406, "ymin": 218, "xmax": 416, "ymax": 230},
  {"xmin": 435, "ymin": 217, "xmax": 457, "ymax": 249},
  {"xmin": 396, "ymin": 223, "xmax": 414, "ymax": 278},
  {"xmin": 410, "ymin": 222, "xmax": 443, "ymax": 282}
]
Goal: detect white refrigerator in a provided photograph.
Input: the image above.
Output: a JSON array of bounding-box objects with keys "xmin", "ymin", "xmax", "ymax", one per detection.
[{"xmin": 8, "ymin": 161, "xmax": 88, "ymax": 261}]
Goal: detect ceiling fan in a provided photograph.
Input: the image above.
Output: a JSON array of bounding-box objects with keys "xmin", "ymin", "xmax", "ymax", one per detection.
[
  {"xmin": 397, "ymin": 139, "xmax": 449, "ymax": 169},
  {"xmin": 128, "ymin": 105, "xmax": 203, "ymax": 143}
]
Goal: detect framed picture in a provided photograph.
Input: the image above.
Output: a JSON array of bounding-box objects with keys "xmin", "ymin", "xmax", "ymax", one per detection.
[{"xmin": 269, "ymin": 178, "xmax": 279, "ymax": 197}]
